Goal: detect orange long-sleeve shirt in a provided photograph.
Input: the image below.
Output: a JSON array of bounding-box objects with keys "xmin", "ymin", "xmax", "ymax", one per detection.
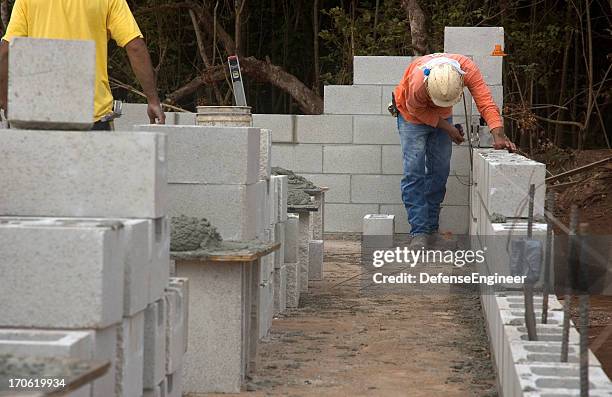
[{"xmin": 393, "ymin": 53, "xmax": 503, "ymax": 130}]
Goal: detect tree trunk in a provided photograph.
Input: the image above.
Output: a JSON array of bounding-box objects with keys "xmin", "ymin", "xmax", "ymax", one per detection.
[
  {"xmin": 401, "ymin": 0, "xmax": 428, "ymax": 55},
  {"xmin": 0, "ymin": 0, "xmax": 8, "ymax": 36},
  {"xmin": 313, "ymin": 0, "xmax": 320, "ymax": 95}
]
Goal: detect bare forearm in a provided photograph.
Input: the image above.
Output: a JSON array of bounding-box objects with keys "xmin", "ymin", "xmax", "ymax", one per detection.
[
  {"xmin": 0, "ymin": 40, "xmax": 9, "ymax": 110},
  {"xmin": 436, "ymin": 117, "xmax": 453, "ymax": 134},
  {"xmin": 125, "ymin": 38, "xmax": 159, "ymax": 103}
]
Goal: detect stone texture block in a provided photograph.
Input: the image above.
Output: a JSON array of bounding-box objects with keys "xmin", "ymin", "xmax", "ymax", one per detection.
[
  {"xmin": 353, "ymin": 56, "xmax": 414, "ymax": 85},
  {"xmin": 444, "ymin": 27, "xmax": 505, "ymax": 55},
  {"xmin": 167, "ymin": 183, "xmax": 257, "ymax": 240},
  {"xmin": 136, "ymin": 125, "xmax": 260, "ymax": 185},
  {"xmin": 143, "ymin": 299, "xmax": 167, "ymax": 389},
  {"xmin": 353, "ymin": 115, "xmax": 399, "ymax": 145},
  {"xmin": 295, "ymin": 115, "xmax": 353, "ymax": 143},
  {"xmin": 164, "ymin": 287, "xmax": 186, "ymax": 375},
  {"xmin": 325, "ymin": 204, "xmax": 379, "ymax": 233},
  {"xmin": 0, "ymin": 219, "xmax": 124, "ymax": 328},
  {"xmin": 273, "ymin": 264, "xmax": 287, "ymax": 314},
  {"xmin": 0, "ymin": 129, "xmax": 167, "ymax": 218},
  {"xmin": 379, "ymin": 205, "xmax": 469, "ymax": 234},
  {"xmin": 271, "ymin": 144, "xmax": 323, "ymax": 173},
  {"xmin": 351, "ymin": 174, "xmax": 402, "ymax": 204},
  {"xmin": 8, "ymin": 38, "xmax": 95, "ymax": 130},
  {"xmin": 324, "ymin": 85, "xmax": 382, "ymax": 115},
  {"xmin": 285, "ymin": 215, "xmax": 299, "ymax": 263},
  {"xmin": 116, "ymin": 311, "xmax": 145, "ymax": 397},
  {"xmin": 260, "ymin": 129, "xmax": 272, "ymax": 180},
  {"xmin": 285, "ymin": 262, "xmax": 300, "ymax": 308},
  {"xmin": 252, "ymin": 114, "xmax": 294, "ymax": 143},
  {"xmin": 300, "ymin": 174, "xmax": 350, "ymax": 203},
  {"xmin": 323, "ymin": 145, "xmax": 381, "ymax": 174},
  {"xmin": 308, "ymin": 240, "xmax": 324, "ymax": 281}
]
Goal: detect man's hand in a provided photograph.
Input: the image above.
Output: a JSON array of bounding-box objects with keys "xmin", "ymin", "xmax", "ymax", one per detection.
[
  {"xmin": 147, "ymin": 101, "xmax": 166, "ymax": 124},
  {"xmin": 437, "ymin": 117, "xmax": 465, "ymax": 145},
  {"xmin": 491, "ymin": 127, "xmax": 516, "ymax": 152}
]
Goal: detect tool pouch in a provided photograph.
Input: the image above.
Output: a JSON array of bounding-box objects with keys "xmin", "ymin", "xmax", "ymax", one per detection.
[{"xmin": 388, "ymin": 92, "xmax": 399, "ymax": 117}]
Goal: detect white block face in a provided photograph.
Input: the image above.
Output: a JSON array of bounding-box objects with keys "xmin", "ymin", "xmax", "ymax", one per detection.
[
  {"xmin": 284, "ymin": 215, "xmax": 299, "ymax": 263},
  {"xmin": 353, "ymin": 56, "xmax": 414, "ymax": 85},
  {"xmin": 351, "ymin": 175, "xmax": 403, "ymax": 204},
  {"xmin": 444, "ymin": 27, "xmax": 505, "ymax": 55},
  {"xmin": 295, "ymin": 115, "xmax": 353, "ymax": 144},
  {"xmin": 0, "ymin": 219, "xmax": 125, "ymax": 328},
  {"xmin": 308, "ymin": 240, "xmax": 324, "ymax": 281},
  {"xmin": 353, "ymin": 115, "xmax": 399, "ymax": 145},
  {"xmin": 143, "ymin": 299, "xmax": 167, "ymax": 389},
  {"xmin": 363, "ymin": 214, "xmax": 395, "ymax": 236},
  {"xmin": 136, "ymin": 125, "xmax": 260, "ymax": 185},
  {"xmin": 472, "ymin": 55, "xmax": 503, "ymax": 85},
  {"xmin": 0, "ymin": 330, "xmax": 93, "ymax": 359},
  {"xmin": 8, "ymin": 38, "xmax": 95, "ymax": 130},
  {"xmin": 271, "ymin": 144, "xmax": 324, "ymax": 173},
  {"xmin": 273, "ymin": 264, "xmax": 287, "ymax": 314},
  {"xmin": 324, "ymin": 85, "xmax": 383, "ymax": 115},
  {"xmin": 167, "ymin": 183, "xmax": 258, "ymax": 241},
  {"xmin": 0, "ymin": 130, "xmax": 167, "ymax": 218},
  {"xmin": 323, "ymin": 145, "xmax": 381, "ymax": 174},
  {"xmin": 116, "ymin": 311, "xmax": 145, "ymax": 397},
  {"xmin": 252, "ymin": 114, "xmax": 294, "ymax": 143},
  {"xmin": 260, "ymin": 129, "xmax": 272, "ymax": 180}
]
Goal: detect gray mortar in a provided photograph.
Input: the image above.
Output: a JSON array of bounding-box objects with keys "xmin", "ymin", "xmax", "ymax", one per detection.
[
  {"xmin": 272, "ymin": 167, "xmax": 316, "ymax": 190},
  {"xmin": 170, "ymin": 240, "xmax": 275, "ymax": 261},
  {"xmin": 170, "ymin": 215, "xmax": 223, "ymax": 252},
  {"xmin": 0, "ymin": 354, "xmax": 95, "ymax": 389},
  {"xmin": 287, "ymin": 190, "xmax": 311, "ymax": 206}
]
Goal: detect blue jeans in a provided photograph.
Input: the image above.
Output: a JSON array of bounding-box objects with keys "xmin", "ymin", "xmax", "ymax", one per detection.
[{"xmin": 397, "ymin": 115, "xmax": 452, "ymax": 235}]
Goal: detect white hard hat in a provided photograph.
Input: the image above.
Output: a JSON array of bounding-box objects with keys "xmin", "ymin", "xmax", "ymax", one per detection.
[{"xmin": 425, "ymin": 63, "xmax": 464, "ymax": 107}]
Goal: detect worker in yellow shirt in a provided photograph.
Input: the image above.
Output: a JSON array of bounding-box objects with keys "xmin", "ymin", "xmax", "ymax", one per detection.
[{"xmin": 0, "ymin": 0, "xmax": 165, "ymax": 130}]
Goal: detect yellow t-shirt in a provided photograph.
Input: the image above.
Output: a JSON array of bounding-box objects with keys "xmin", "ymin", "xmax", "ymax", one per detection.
[{"xmin": 3, "ymin": 0, "xmax": 143, "ymax": 121}]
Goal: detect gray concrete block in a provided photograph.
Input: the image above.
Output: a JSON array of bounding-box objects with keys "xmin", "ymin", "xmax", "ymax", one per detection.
[
  {"xmin": 258, "ymin": 278, "xmax": 274, "ymax": 339},
  {"xmin": 379, "ymin": 205, "xmax": 469, "ymax": 234},
  {"xmin": 472, "ymin": 55, "xmax": 503, "ymax": 85},
  {"xmin": 285, "ymin": 262, "xmax": 300, "ymax": 308},
  {"xmin": 144, "ymin": 299, "xmax": 167, "ymax": 389},
  {"xmin": 472, "ymin": 85, "xmax": 503, "ymax": 115},
  {"xmin": 121, "ymin": 220, "xmax": 153, "ymax": 316},
  {"xmin": 274, "ymin": 222, "xmax": 286, "ymax": 269},
  {"xmin": 164, "ymin": 287, "xmax": 186, "ymax": 376},
  {"xmin": 165, "ymin": 364, "xmax": 183, "ymax": 397},
  {"xmin": 0, "ymin": 219, "xmax": 124, "ymax": 328},
  {"xmin": 271, "ymin": 144, "xmax": 324, "ymax": 173},
  {"xmin": 323, "ymin": 145, "xmax": 381, "ymax": 174},
  {"xmin": 514, "ymin": 363, "xmax": 612, "ymax": 396},
  {"xmin": 324, "ymin": 85, "xmax": 382, "ymax": 115},
  {"xmin": 381, "ymin": 85, "xmax": 396, "ymax": 114},
  {"xmin": 273, "ymin": 263, "xmax": 287, "ymax": 314},
  {"xmin": 91, "ymin": 325, "xmax": 119, "ymax": 397},
  {"xmin": 308, "ymin": 240, "xmax": 324, "ymax": 281},
  {"xmin": 136, "ymin": 125, "xmax": 260, "ymax": 185},
  {"xmin": 310, "ymin": 191, "xmax": 325, "ymax": 240},
  {"xmin": 255, "ymin": 180, "xmax": 268, "ymax": 238},
  {"xmin": 300, "ymin": 174, "xmax": 350, "ymax": 203},
  {"xmin": 149, "ymin": 217, "xmax": 171, "ymax": 305},
  {"xmin": 444, "ymin": 27, "xmax": 505, "ymax": 55},
  {"xmin": 285, "ymin": 215, "xmax": 299, "ymax": 263},
  {"xmin": 351, "ymin": 174, "xmax": 402, "ymax": 204},
  {"xmin": 271, "ymin": 175, "xmax": 288, "ymax": 223},
  {"xmin": 295, "ymin": 115, "xmax": 352, "ymax": 143},
  {"xmin": 0, "ymin": 329, "xmax": 93, "ymax": 359},
  {"xmin": 260, "ymin": 129, "xmax": 272, "ymax": 180},
  {"xmin": 298, "ymin": 213, "xmax": 311, "ymax": 292},
  {"xmin": 167, "ymin": 183, "xmax": 257, "ymax": 240},
  {"xmin": 177, "ymin": 260, "xmax": 249, "ymax": 393},
  {"xmin": 252, "ymin": 114, "xmax": 294, "ymax": 143},
  {"xmin": 116, "ymin": 311, "xmax": 145, "ymax": 397},
  {"xmin": 363, "ymin": 214, "xmax": 395, "ymax": 235},
  {"xmin": 353, "ymin": 115, "xmax": 399, "ymax": 145},
  {"xmin": 8, "ymin": 38, "xmax": 95, "ymax": 130},
  {"xmin": 353, "ymin": 56, "xmax": 414, "ymax": 85},
  {"xmin": 173, "ymin": 112, "xmax": 196, "ymax": 125},
  {"xmin": 114, "ymin": 104, "xmax": 150, "ymax": 131},
  {"xmin": 0, "ymin": 129, "xmax": 167, "ymax": 218},
  {"xmin": 169, "ymin": 277, "xmax": 190, "ymax": 354},
  {"xmin": 325, "ymin": 204, "xmax": 379, "ymax": 233}
]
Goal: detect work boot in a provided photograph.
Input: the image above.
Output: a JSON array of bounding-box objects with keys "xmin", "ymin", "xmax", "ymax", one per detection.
[
  {"xmin": 427, "ymin": 231, "xmax": 458, "ymax": 250},
  {"xmin": 408, "ymin": 234, "xmax": 428, "ymax": 251}
]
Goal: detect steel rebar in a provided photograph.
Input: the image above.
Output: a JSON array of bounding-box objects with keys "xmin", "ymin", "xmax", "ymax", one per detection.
[
  {"xmin": 561, "ymin": 205, "xmax": 579, "ymax": 362},
  {"xmin": 542, "ymin": 191, "xmax": 555, "ymax": 324},
  {"xmin": 524, "ymin": 184, "xmax": 538, "ymax": 341}
]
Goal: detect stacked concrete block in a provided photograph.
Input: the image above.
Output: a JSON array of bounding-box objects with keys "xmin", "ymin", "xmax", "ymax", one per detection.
[
  {"xmin": 513, "ymin": 363, "xmax": 612, "ymax": 397},
  {"xmin": 444, "ymin": 27, "xmax": 505, "ymax": 57},
  {"xmin": 353, "ymin": 56, "xmax": 414, "ymax": 85},
  {"xmin": 116, "ymin": 311, "xmax": 145, "ymax": 397},
  {"xmin": 324, "ymin": 85, "xmax": 383, "ymax": 115},
  {"xmin": 295, "ymin": 115, "xmax": 353, "ymax": 143},
  {"xmin": 271, "ymin": 143, "xmax": 323, "ymax": 173},
  {"xmin": 298, "ymin": 213, "xmax": 311, "ymax": 292},
  {"xmin": 164, "ymin": 287, "xmax": 186, "ymax": 377},
  {"xmin": 252, "ymin": 114, "xmax": 295, "ymax": 143},
  {"xmin": 308, "ymin": 240, "xmax": 324, "ymax": 281},
  {"xmin": 260, "ymin": 129, "xmax": 272, "ymax": 180},
  {"xmin": 285, "ymin": 215, "xmax": 300, "ymax": 307},
  {"xmin": 0, "ymin": 130, "xmax": 167, "ymax": 218},
  {"xmin": 114, "ymin": 103, "xmax": 150, "ymax": 131},
  {"xmin": 8, "ymin": 38, "xmax": 95, "ymax": 130},
  {"xmin": 143, "ymin": 299, "xmax": 167, "ymax": 391}
]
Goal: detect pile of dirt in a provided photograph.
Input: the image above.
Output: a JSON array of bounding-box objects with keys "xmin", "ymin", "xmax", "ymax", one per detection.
[{"xmin": 170, "ymin": 215, "xmax": 222, "ymax": 251}]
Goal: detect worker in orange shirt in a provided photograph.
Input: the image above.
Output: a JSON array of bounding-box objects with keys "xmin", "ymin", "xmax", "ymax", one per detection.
[{"xmin": 393, "ymin": 53, "xmax": 516, "ymax": 249}]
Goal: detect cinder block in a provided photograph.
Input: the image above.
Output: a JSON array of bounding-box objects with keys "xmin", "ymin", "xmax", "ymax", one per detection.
[
  {"xmin": 444, "ymin": 27, "xmax": 505, "ymax": 55},
  {"xmin": 308, "ymin": 240, "xmax": 324, "ymax": 281},
  {"xmin": 381, "ymin": 86, "xmax": 396, "ymax": 114},
  {"xmin": 274, "ymin": 222, "xmax": 286, "ymax": 269},
  {"xmin": 273, "ymin": 264, "xmax": 287, "ymax": 314},
  {"xmin": 298, "ymin": 213, "xmax": 311, "ymax": 292},
  {"xmin": 116, "ymin": 311, "xmax": 145, "ymax": 397},
  {"xmin": 136, "ymin": 125, "xmax": 260, "ymax": 185},
  {"xmin": 0, "ymin": 219, "xmax": 124, "ymax": 328},
  {"xmin": 258, "ymin": 278, "xmax": 274, "ymax": 339},
  {"xmin": 323, "ymin": 145, "xmax": 381, "ymax": 174},
  {"xmin": 169, "ymin": 277, "xmax": 190, "ymax": 353},
  {"xmin": 310, "ymin": 191, "xmax": 325, "ymax": 240},
  {"xmin": 353, "ymin": 115, "xmax": 399, "ymax": 145},
  {"xmin": 255, "ymin": 180, "xmax": 268, "ymax": 238},
  {"xmin": 514, "ymin": 363, "xmax": 612, "ymax": 396},
  {"xmin": 325, "ymin": 204, "xmax": 379, "ymax": 233},
  {"xmin": 91, "ymin": 325, "xmax": 119, "ymax": 397},
  {"xmin": 167, "ymin": 183, "xmax": 257, "ymax": 240},
  {"xmin": 0, "ymin": 329, "xmax": 93, "ymax": 359},
  {"xmin": 351, "ymin": 175, "xmax": 402, "ymax": 204},
  {"xmin": 165, "ymin": 364, "xmax": 183, "ymax": 397},
  {"xmin": 379, "ymin": 205, "xmax": 469, "ymax": 234},
  {"xmin": 164, "ymin": 287, "xmax": 186, "ymax": 375},
  {"xmin": 252, "ymin": 114, "xmax": 294, "ymax": 143},
  {"xmin": 143, "ymin": 299, "xmax": 167, "ymax": 389},
  {"xmin": 121, "ymin": 219, "xmax": 153, "ymax": 316},
  {"xmin": 270, "ymin": 175, "xmax": 288, "ymax": 223},
  {"xmin": 149, "ymin": 217, "xmax": 170, "ymax": 305},
  {"xmin": 0, "ymin": 130, "xmax": 166, "ymax": 218},
  {"xmin": 8, "ymin": 38, "xmax": 95, "ymax": 130},
  {"xmin": 472, "ymin": 55, "xmax": 503, "ymax": 85},
  {"xmin": 363, "ymin": 214, "xmax": 395, "ymax": 235},
  {"xmin": 271, "ymin": 144, "xmax": 323, "ymax": 173},
  {"xmin": 285, "ymin": 215, "xmax": 299, "ymax": 263},
  {"xmin": 285, "ymin": 262, "xmax": 300, "ymax": 308},
  {"xmin": 353, "ymin": 56, "xmax": 414, "ymax": 85},
  {"xmin": 260, "ymin": 129, "xmax": 272, "ymax": 180},
  {"xmin": 174, "ymin": 112, "xmax": 196, "ymax": 125},
  {"xmin": 295, "ymin": 115, "xmax": 352, "ymax": 143},
  {"xmin": 114, "ymin": 103, "xmax": 150, "ymax": 131},
  {"xmin": 324, "ymin": 85, "xmax": 382, "ymax": 115},
  {"xmin": 300, "ymin": 174, "xmax": 350, "ymax": 203}
]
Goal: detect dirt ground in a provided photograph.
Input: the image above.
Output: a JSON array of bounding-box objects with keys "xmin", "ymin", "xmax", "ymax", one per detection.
[{"xmin": 197, "ymin": 239, "xmax": 497, "ymax": 397}]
